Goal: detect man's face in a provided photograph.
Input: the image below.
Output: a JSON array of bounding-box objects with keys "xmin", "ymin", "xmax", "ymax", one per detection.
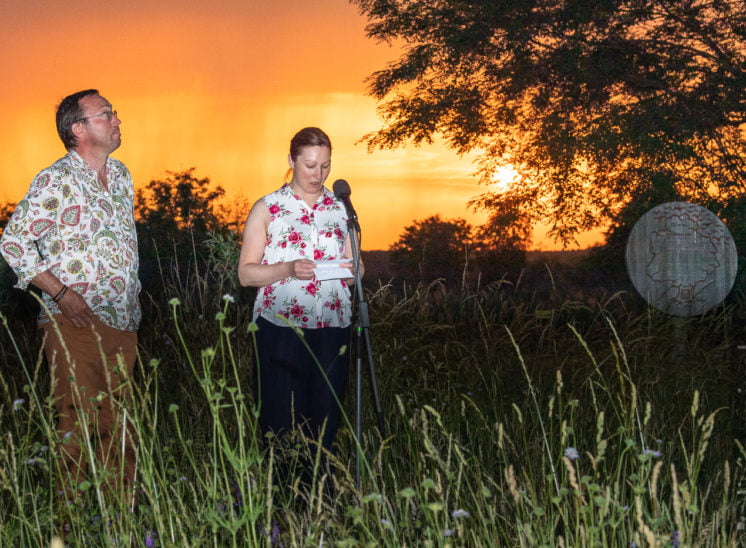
[{"xmin": 74, "ymin": 94, "xmax": 121, "ymax": 154}]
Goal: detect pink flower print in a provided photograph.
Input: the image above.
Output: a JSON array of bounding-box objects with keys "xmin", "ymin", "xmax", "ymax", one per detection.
[
  {"xmin": 314, "ymin": 249, "xmax": 325, "ymax": 261},
  {"xmin": 281, "ymin": 241, "xmax": 287, "ymax": 248},
  {"xmin": 288, "ymin": 231, "xmax": 302, "ymax": 245},
  {"xmin": 334, "ymin": 228, "xmax": 344, "ymax": 239},
  {"xmin": 325, "ymin": 230, "xmax": 333, "ymax": 238},
  {"xmin": 323, "ymin": 196, "xmax": 334, "ymax": 206},
  {"xmin": 290, "ymin": 304, "xmax": 305, "ymax": 318},
  {"xmin": 299, "ymin": 214, "xmax": 311, "ymax": 225},
  {"xmin": 268, "ymin": 204, "xmax": 281, "ymax": 215},
  {"xmin": 305, "ymin": 282, "xmax": 319, "ymax": 296}
]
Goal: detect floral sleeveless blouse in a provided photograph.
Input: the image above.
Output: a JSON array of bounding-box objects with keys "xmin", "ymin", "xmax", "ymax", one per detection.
[{"xmin": 252, "ymin": 184, "xmax": 352, "ymax": 329}]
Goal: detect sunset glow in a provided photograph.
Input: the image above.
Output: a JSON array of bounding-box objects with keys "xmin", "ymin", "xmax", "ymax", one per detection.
[{"xmin": 0, "ymin": 0, "xmax": 602, "ymax": 250}]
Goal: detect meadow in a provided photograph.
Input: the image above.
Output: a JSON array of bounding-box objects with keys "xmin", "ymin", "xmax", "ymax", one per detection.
[{"xmin": 0, "ymin": 247, "xmax": 744, "ymax": 547}]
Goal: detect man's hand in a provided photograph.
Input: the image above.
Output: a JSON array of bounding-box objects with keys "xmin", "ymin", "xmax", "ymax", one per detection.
[{"xmin": 58, "ymin": 289, "xmax": 95, "ymax": 328}]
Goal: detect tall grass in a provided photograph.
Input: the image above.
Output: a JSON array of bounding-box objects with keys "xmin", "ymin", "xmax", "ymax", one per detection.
[{"xmin": 0, "ymin": 257, "xmax": 744, "ymax": 546}]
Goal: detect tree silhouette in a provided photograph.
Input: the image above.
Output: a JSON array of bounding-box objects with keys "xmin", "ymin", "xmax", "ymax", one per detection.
[
  {"xmin": 0, "ymin": 201, "xmax": 14, "ymax": 234},
  {"xmin": 390, "ymin": 213, "xmax": 526, "ymax": 283},
  {"xmin": 136, "ymin": 168, "xmax": 229, "ymax": 261},
  {"xmin": 135, "ymin": 167, "xmax": 225, "ymax": 241},
  {"xmin": 354, "ymin": 0, "xmax": 746, "ymax": 244},
  {"xmin": 390, "ymin": 215, "xmax": 472, "ymax": 281}
]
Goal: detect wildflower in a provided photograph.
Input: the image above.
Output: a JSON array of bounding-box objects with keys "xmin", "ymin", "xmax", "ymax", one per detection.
[
  {"xmin": 672, "ymin": 530, "xmax": 680, "ymax": 547},
  {"xmin": 381, "ymin": 519, "xmax": 393, "ymax": 530},
  {"xmin": 12, "ymin": 398, "xmax": 24, "ymax": 411},
  {"xmin": 564, "ymin": 447, "xmax": 580, "ymax": 461},
  {"xmin": 26, "ymin": 458, "xmax": 36, "ymax": 465},
  {"xmin": 270, "ymin": 522, "xmax": 281, "ymax": 545},
  {"xmin": 643, "ymin": 449, "xmax": 662, "ymax": 458},
  {"xmin": 451, "ymin": 509, "xmax": 470, "ymax": 519},
  {"xmin": 168, "ymin": 297, "xmax": 181, "ymax": 306},
  {"xmin": 444, "ymin": 529, "xmax": 455, "ymax": 537},
  {"xmin": 222, "ymin": 294, "xmax": 235, "ymax": 303},
  {"xmin": 145, "ymin": 530, "xmax": 156, "ymax": 547}
]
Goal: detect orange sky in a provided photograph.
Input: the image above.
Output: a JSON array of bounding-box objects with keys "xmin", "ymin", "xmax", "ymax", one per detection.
[{"xmin": 0, "ymin": 0, "xmax": 602, "ymax": 250}]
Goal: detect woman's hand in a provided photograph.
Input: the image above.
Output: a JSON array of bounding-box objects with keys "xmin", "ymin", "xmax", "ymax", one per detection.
[{"xmin": 290, "ymin": 258, "xmax": 317, "ymax": 280}]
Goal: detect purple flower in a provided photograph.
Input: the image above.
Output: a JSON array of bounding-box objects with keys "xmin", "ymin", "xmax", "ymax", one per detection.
[
  {"xmin": 269, "ymin": 522, "xmax": 285, "ymax": 546},
  {"xmin": 12, "ymin": 398, "xmax": 24, "ymax": 411},
  {"xmin": 564, "ymin": 447, "xmax": 580, "ymax": 461},
  {"xmin": 145, "ymin": 530, "xmax": 156, "ymax": 547},
  {"xmin": 672, "ymin": 530, "xmax": 680, "ymax": 547},
  {"xmin": 444, "ymin": 529, "xmax": 455, "ymax": 537},
  {"xmin": 643, "ymin": 449, "xmax": 662, "ymax": 458},
  {"xmin": 451, "ymin": 509, "xmax": 470, "ymax": 519}
]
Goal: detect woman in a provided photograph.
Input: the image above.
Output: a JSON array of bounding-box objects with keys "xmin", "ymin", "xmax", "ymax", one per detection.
[{"xmin": 238, "ymin": 127, "xmax": 362, "ymax": 479}]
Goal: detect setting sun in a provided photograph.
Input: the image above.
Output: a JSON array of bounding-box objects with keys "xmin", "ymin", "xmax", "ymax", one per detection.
[{"xmin": 489, "ymin": 165, "xmax": 521, "ymax": 194}]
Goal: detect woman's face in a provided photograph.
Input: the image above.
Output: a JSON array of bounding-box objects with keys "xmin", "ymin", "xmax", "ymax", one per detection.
[{"xmin": 288, "ymin": 145, "xmax": 331, "ymax": 198}]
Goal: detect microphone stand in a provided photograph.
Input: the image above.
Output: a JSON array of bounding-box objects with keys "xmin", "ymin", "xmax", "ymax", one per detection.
[{"xmin": 346, "ymin": 216, "xmax": 385, "ymax": 489}]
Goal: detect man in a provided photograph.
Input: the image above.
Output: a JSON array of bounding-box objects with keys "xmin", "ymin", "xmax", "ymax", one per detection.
[{"xmin": 0, "ymin": 89, "xmax": 141, "ymax": 505}]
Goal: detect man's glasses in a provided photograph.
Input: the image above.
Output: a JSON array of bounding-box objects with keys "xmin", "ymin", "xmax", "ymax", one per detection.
[{"xmin": 75, "ymin": 110, "xmax": 119, "ymax": 123}]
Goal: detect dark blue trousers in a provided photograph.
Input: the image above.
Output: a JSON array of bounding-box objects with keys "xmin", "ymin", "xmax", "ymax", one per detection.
[{"xmin": 253, "ymin": 316, "xmax": 351, "ymax": 456}]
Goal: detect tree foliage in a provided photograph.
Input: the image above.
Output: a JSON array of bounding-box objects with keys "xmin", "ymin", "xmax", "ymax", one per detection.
[
  {"xmin": 354, "ymin": 0, "xmax": 746, "ymax": 243},
  {"xmin": 390, "ymin": 214, "xmax": 526, "ymax": 282},
  {"xmin": 0, "ymin": 202, "xmax": 14, "ymax": 234},
  {"xmin": 134, "ymin": 168, "xmax": 248, "ymax": 295},
  {"xmin": 390, "ymin": 215, "xmax": 473, "ymax": 280},
  {"xmin": 136, "ymin": 168, "xmax": 226, "ymax": 236}
]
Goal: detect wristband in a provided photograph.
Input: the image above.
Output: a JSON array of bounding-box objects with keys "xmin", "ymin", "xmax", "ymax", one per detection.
[{"xmin": 52, "ymin": 285, "xmax": 68, "ymax": 303}]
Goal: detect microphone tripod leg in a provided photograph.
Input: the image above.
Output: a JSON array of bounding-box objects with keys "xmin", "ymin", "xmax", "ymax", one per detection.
[{"xmin": 355, "ymin": 322, "xmax": 363, "ymax": 488}]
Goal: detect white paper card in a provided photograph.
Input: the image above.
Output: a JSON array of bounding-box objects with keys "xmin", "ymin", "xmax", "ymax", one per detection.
[{"xmin": 313, "ymin": 260, "xmax": 353, "ymax": 281}]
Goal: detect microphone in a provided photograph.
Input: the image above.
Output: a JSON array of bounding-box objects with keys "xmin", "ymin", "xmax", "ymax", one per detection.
[{"xmin": 333, "ymin": 179, "xmax": 360, "ymax": 231}]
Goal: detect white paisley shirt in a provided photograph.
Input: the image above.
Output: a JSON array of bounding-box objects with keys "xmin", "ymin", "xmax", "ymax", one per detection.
[
  {"xmin": 253, "ymin": 184, "xmax": 352, "ymax": 329},
  {"xmin": 0, "ymin": 151, "xmax": 141, "ymax": 331}
]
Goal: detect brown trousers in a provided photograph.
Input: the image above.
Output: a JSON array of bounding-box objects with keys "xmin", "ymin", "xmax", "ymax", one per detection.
[{"xmin": 42, "ymin": 314, "xmax": 138, "ymax": 502}]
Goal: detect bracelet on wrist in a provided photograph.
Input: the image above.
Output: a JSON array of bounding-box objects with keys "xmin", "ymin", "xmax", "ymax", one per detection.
[{"xmin": 52, "ymin": 285, "xmax": 68, "ymax": 303}]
